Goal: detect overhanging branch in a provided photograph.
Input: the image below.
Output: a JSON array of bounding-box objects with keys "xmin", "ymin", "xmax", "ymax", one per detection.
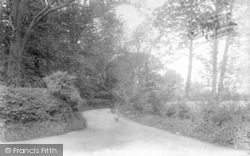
[{"xmin": 23, "ymin": 0, "xmax": 76, "ymax": 46}]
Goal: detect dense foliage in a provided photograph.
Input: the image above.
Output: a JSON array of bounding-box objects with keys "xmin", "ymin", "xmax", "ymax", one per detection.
[
  {"xmin": 0, "ymin": 85, "xmax": 85, "ymax": 141},
  {"xmin": 44, "ymin": 71, "xmax": 85, "ymax": 111},
  {"xmin": 122, "ymin": 100, "xmax": 250, "ymax": 149},
  {"xmin": 0, "ymin": 0, "xmax": 249, "ymax": 149}
]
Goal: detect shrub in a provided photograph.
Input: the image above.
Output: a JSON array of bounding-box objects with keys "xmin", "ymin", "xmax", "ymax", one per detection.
[
  {"xmin": 44, "ymin": 71, "xmax": 86, "ymax": 112},
  {"xmin": 130, "ymin": 91, "xmax": 150, "ymax": 112},
  {"xmin": 213, "ymin": 121, "xmax": 244, "ymax": 145},
  {"xmin": 139, "ymin": 115, "xmax": 161, "ymax": 126},
  {"xmin": 191, "ymin": 100, "xmax": 250, "ymax": 149},
  {"xmin": 124, "ymin": 110, "xmax": 195, "ymax": 136},
  {"xmin": 160, "ymin": 118, "xmax": 195, "ymax": 135},
  {"xmin": 0, "ymin": 86, "xmax": 71, "ymax": 125},
  {"xmin": 161, "ymin": 102, "xmax": 193, "ymax": 120},
  {"xmin": 2, "ymin": 121, "xmax": 67, "ymax": 142},
  {"xmin": 122, "ymin": 99, "xmax": 250, "ymax": 150},
  {"xmin": 44, "ymin": 71, "xmax": 76, "ymax": 93},
  {"xmin": 0, "ymin": 85, "xmax": 86, "ymax": 142},
  {"xmin": 130, "ymin": 90, "xmax": 164, "ymax": 115}
]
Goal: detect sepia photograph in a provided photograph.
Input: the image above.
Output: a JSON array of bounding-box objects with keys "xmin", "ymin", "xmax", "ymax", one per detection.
[{"xmin": 0, "ymin": 0, "xmax": 249, "ymax": 156}]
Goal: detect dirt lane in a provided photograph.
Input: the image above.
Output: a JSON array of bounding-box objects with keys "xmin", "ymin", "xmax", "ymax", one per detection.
[{"xmin": 1, "ymin": 109, "xmax": 249, "ymax": 156}]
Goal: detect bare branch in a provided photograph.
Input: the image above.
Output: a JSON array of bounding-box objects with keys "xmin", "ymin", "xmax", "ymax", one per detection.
[
  {"xmin": 32, "ymin": 2, "xmax": 51, "ymax": 24},
  {"xmin": 23, "ymin": 0, "xmax": 76, "ymax": 47},
  {"xmin": 23, "ymin": 5, "xmax": 50, "ymax": 43},
  {"xmin": 41, "ymin": 0, "xmax": 76, "ymax": 18}
]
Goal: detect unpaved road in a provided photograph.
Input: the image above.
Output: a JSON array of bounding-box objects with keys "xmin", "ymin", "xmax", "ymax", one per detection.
[{"xmin": 1, "ymin": 109, "xmax": 249, "ymax": 156}]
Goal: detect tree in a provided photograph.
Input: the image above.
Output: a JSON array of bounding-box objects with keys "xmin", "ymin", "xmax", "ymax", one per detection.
[
  {"xmin": 217, "ymin": 0, "xmax": 249, "ymax": 102},
  {"xmin": 158, "ymin": 70, "xmax": 184, "ymax": 102},
  {"xmin": 203, "ymin": 0, "xmax": 236, "ymax": 99},
  {"xmin": 2, "ymin": 0, "xmax": 75, "ymax": 87},
  {"xmin": 217, "ymin": 35, "xmax": 231, "ymax": 102},
  {"xmin": 154, "ymin": 0, "xmax": 208, "ymax": 99}
]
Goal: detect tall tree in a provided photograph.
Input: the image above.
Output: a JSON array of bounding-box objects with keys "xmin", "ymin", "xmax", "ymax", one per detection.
[
  {"xmin": 2, "ymin": 0, "xmax": 75, "ymax": 87},
  {"xmin": 154, "ymin": 0, "xmax": 208, "ymax": 99},
  {"xmin": 194, "ymin": 0, "xmax": 234, "ymax": 100},
  {"xmin": 210, "ymin": 1, "xmax": 220, "ymax": 99},
  {"xmin": 217, "ymin": 35, "xmax": 231, "ymax": 102},
  {"xmin": 218, "ymin": 0, "xmax": 250, "ymax": 101}
]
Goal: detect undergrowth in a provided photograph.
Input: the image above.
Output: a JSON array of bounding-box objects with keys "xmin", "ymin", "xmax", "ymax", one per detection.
[{"xmin": 120, "ymin": 101, "xmax": 250, "ymax": 150}]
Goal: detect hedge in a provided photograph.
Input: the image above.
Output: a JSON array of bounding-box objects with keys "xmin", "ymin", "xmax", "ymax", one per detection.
[{"xmin": 0, "ymin": 85, "xmax": 85, "ymax": 142}]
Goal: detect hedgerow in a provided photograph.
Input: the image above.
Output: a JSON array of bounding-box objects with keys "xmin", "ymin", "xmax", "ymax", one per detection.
[
  {"xmin": 121, "ymin": 100, "xmax": 250, "ymax": 150},
  {"xmin": 0, "ymin": 71, "xmax": 87, "ymax": 142},
  {"xmin": 0, "ymin": 86, "xmax": 73, "ymax": 141}
]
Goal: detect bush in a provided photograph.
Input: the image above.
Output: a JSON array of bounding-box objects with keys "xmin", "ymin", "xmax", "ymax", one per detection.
[
  {"xmin": 122, "ymin": 99, "xmax": 250, "ymax": 150},
  {"xmin": 130, "ymin": 89, "xmax": 164, "ymax": 115},
  {"xmin": 44, "ymin": 71, "xmax": 76, "ymax": 93},
  {"xmin": 190, "ymin": 101, "xmax": 250, "ymax": 149},
  {"xmin": 190, "ymin": 119, "xmax": 218, "ymax": 142},
  {"xmin": 160, "ymin": 118, "xmax": 195, "ymax": 135},
  {"xmin": 0, "ymin": 85, "xmax": 86, "ymax": 142},
  {"xmin": 2, "ymin": 121, "xmax": 67, "ymax": 142},
  {"xmin": 213, "ymin": 122, "xmax": 242, "ymax": 144},
  {"xmin": 0, "ymin": 86, "xmax": 71, "ymax": 125},
  {"xmin": 161, "ymin": 102, "xmax": 193, "ymax": 120},
  {"xmin": 139, "ymin": 115, "xmax": 161, "ymax": 126},
  {"xmin": 0, "ymin": 72, "xmax": 88, "ymax": 142},
  {"xmin": 44, "ymin": 71, "xmax": 86, "ymax": 112},
  {"xmin": 123, "ymin": 110, "xmax": 195, "ymax": 136},
  {"xmin": 130, "ymin": 91, "xmax": 150, "ymax": 112}
]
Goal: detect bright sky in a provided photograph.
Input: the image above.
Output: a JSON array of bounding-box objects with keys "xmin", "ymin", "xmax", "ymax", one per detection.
[
  {"xmin": 116, "ymin": 0, "xmax": 166, "ymax": 30},
  {"xmin": 116, "ymin": 0, "xmax": 249, "ymax": 93}
]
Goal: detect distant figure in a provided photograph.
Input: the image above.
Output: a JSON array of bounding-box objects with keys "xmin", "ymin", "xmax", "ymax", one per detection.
[
  {"xmin": 113, "ymin": 102, "xmax": 120, "ymax": 122},
  {"xmin": 113, "ymin": 107, "xmax": 120, "ymax": 122}
]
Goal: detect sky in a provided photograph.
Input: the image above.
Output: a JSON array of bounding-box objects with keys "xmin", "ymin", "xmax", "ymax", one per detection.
[
  {"xmin": 116, "ymin": 0, "xmax": 166, "ymax": 29},
  {"xmin": 116, "ymin": 0, "xmax": 250, "ymax": 93}
]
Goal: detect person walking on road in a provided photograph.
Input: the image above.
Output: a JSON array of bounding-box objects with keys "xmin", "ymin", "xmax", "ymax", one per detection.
[{"xmin": 113, "ymin": 103, "xmax": 120, "ymax": 122}]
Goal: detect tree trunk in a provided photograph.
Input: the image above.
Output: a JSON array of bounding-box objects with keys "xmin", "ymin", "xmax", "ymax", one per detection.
[
  {"xmin": 217, "ymin": 36, "xmax": 230, "ymax": 102},
  {"xmin": 211, "ymin": 0, "xmax": 220, "ymax": 101},
  {"xmin": 144, "ymin": 60, "xmax": 150, "ymax": 92},
  {"xmin": 185, "ymin": 39, "xmax": 193, "ymax": 98},
  {"xmin": 131, "ymin": 67, "xmax": 139, "ymax": 97},
  {"xmin": 185, "ymin": 0, "xmax": 194, "ymax": 99},
  {"xmin": 5, "ymin": 0, "xmax": 75, "ymax": 87},
  {"xmin": 211, "ymin": 37, "xmax": 218, "ymax": 98},
  {"xmin": 7, "ymin": 38, "xmax": 24, "ymax": 87},
  {"xmin": 6, "ymin": 0, "xmax": 25, "ymax": 87}
]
